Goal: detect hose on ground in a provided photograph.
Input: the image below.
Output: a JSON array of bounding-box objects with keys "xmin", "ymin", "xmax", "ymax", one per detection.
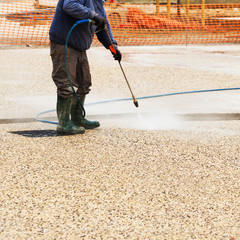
[{"xmin": 36, "ymin": 87, "xmax": 240, "ymax": 125}]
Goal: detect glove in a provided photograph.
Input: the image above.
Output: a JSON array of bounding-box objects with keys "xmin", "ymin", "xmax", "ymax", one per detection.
[
  {"xmin": 93, "ymin": 14, "xmax": 107, "ymax": 28},
  {"xmin": 109, "ymin": 44, "xmax": 122, "ymax": 62}
]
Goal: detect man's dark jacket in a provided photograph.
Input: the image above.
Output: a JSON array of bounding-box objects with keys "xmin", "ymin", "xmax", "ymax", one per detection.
[{"xmin": 49, "ymin": 0, "xmax": 116, "ymax": 51}]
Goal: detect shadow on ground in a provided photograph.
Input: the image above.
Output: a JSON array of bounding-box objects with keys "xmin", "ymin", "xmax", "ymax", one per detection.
[{"xmin": 10, "ymin": 130, "xmax": 58, "ymax": 138}]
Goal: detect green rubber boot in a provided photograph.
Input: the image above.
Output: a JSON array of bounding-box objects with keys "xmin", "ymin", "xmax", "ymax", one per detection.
[
  {"xmin": 56, "ymin": 95, "xmax": 85, "ymax": 135},
  {"xmin": 71, "ymin": 95, "xmax": 100, "ymax": 129}
]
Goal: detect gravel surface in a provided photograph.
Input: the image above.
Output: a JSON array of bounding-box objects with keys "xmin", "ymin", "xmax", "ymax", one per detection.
[{"xmin": 1, "ymin": 45, "xmax": 240, "ymax": 239}]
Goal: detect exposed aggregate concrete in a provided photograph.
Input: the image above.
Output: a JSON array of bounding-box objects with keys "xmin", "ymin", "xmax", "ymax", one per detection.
[
  {"xmin": 1, "ymin": 123, "xmax": 240, "ymax": 239},
  {"xmin": 1, "ymin": 46, "xmax": 240, "ymax": 239}
]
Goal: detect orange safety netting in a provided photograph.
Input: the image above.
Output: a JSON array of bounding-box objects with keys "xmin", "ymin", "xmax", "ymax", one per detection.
[
  {"xmin": 118, "ymin": 7, "xmax": 205, "ymax": 30},
  {"xmin": 0, "ymin": 1, "xmax": 240, "ymax": 47}
]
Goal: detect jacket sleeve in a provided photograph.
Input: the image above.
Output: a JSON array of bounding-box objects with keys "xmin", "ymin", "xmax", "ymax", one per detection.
[
  {"xmin": 96, "ymin": 21, "xmax": 117, "ymax": 49},
  {"xmin": 96, "ymin": 7, "xmax": 117, "ymax": 49},
  {"xmin": 63, "ymin": 0, "xmax": 96, "ymax": 19}
]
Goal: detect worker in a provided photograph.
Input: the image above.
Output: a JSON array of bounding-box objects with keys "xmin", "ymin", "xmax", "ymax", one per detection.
[{"xmin": 49, "ymin": 0, "xmax": 122, "ymax": 134}]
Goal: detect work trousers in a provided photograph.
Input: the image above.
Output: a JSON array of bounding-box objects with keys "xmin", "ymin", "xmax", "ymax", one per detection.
[{"xmin": 50, "ymin": 41, "xmax": 92, "ymax": 98}]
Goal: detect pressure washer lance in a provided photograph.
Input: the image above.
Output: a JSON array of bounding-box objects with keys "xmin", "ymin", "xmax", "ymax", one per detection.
[{"xmin": 105, "ymin": 26, "xmax": 139, "ymax": 108}]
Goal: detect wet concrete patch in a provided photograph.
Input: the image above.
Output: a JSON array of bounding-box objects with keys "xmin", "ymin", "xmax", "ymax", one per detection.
[
  {"xmin": 0, "ymin": 117, "xmax": 55, "ymax": 124},
  {"xmin": 0, "ymin": 118, "xmax": 37, "ymax": 124},
  {"xmin": 91, "ymin": 112, "xmax": 240, "ymax": 122}
]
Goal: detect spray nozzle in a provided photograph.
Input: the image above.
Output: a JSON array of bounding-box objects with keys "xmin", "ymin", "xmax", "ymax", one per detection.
[
  {"xmin": 133, "ymin": 96, "xmax": 139, "ymax": 108},
  {"xmin": 134, "ymin": 100, "xmax": 139, "ymax": 108}
]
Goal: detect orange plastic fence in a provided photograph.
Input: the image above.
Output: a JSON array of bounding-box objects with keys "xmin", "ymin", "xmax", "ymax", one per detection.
[{"xmin": 0, "ymin": 1, "xmax": 240, "ymax": 47}]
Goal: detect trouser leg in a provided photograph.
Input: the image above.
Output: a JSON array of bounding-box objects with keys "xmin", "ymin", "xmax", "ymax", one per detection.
[{"xmin": 50, "ymin": 41, "xmax": 96, "ymax": 130}]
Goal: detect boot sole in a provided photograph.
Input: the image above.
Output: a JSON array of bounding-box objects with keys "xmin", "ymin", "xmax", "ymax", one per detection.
[
  {"xmin": 72, "ymin": 122, "xmax": 100, "ymax": 130},
  {"xmin": 56, "ymin": 129, "xmax": 85, "ymax": 135}
]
